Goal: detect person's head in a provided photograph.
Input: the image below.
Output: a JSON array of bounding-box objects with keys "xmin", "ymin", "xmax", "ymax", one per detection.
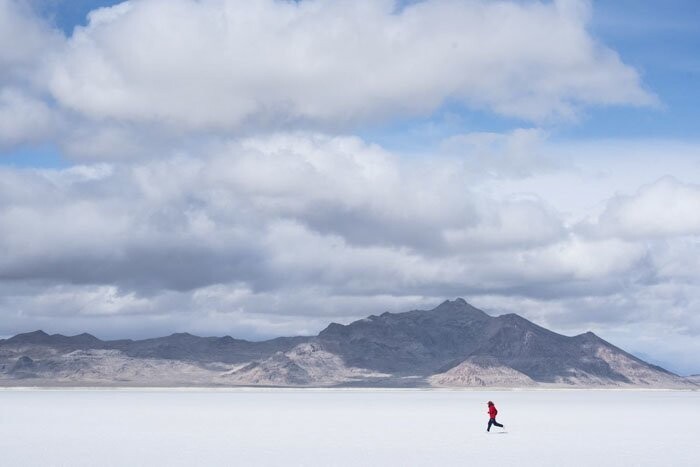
[{"xmin": 487, "ymin": 401, "xmax": 494, "ymax": 406}]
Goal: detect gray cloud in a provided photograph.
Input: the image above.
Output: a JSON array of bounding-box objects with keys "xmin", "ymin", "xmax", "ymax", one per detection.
[
  {"xmin": 0, "ymin": 134, "xmax": 575, "ymax": 295},
  {"xmin": 1, "ymin": 134, "xmax": 699, "ymax": 376},
  {"xmin": 1, "ymin": 134, "xmax": 697, "ymax": 341}
]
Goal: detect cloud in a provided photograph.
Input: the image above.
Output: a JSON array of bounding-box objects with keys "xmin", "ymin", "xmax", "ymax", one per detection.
[
  {"xmin": 2, "ymin": 133, "xmax": 565, "ymax": 295},
  {"xmin": 442, "ymin": 195, "xmax": 566, "ymax": 250},
  {"xmin": 0, "ymin": 133, "xmax": 677, "ymax": 299},
  {"xmin": 1, "ymin": 132, "xmax": 699, "ymax": 376},
  {"xmin": 650, "ymin": 237, "xmax": 700, "ymax": 282},
  {"xmin": 0, "ymin": 0, "xmax": 64, "ymax": 146},
  {"xmin": 582, "ymin": 176, "xmax": 700, "ymax": 239},
  {"xmin": 39, "ymin": 0, "xmax": 651, "ymax": 134},
  {"xmin": 0, "ymin": 89, "xmax": 58, "ymax": 146},
  {"xmin": 0, "ymin": 0, "xmax": 62, "ymax": 83},
  {"xmin": 439, "ymin": 128, "xmax": 561, "ymax": 178},
  {"xmin": 1, "ymin": 0, "xmax": 655, "ymax": 159},
  {"xmin": 0, "ymin": 280, "xmax": 437, "ymax": 339}
]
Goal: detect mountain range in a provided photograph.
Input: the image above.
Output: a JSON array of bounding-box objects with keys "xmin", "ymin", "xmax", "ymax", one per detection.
[{"xmin": 0, "ymin": 299, "xmax": 695, "ymax": 388}]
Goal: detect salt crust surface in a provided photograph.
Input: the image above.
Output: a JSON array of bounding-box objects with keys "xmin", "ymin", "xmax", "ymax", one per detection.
[{"xmin": 1, "ymin": 388, "xmax": 698, "ymax": 466}]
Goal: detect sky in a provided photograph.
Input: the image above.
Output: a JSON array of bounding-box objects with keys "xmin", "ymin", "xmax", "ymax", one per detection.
[{"xmin": 0, "ymin": 0, "xmax": 699, "ymax": 375}]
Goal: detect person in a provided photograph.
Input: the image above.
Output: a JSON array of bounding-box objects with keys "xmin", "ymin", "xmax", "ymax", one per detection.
[{"xmin": 486, "ymin": 401, "xmax": 504, "ymax": 432}]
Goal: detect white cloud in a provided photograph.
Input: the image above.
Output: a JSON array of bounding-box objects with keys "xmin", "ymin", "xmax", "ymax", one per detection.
[
  {"xmin": 0, "ymin": 280, "xmax": 437, "ymax": 339},
  {"xmin": 42, "ymin": 0, "xmax": 651, "ymax": 133},
  {"xmin": 0, "ymin": 89, "xmax": 57, "ymax": 146},
  {"xmin": 583, "ymin": 176, "xmax": 700, "ymax": 239},
  {"xmin": 0, "ymin": 133, "xmax": 677, "ymax": 299},
  {"xmin": 651, "ymin": 238, "xmax": 700, "ymax": 282},
  {"xmin": 440, "ymin": 128, "xmax": 560, "ymax": 178},
  {"xmin": 0, "ymin": 0, "xmax": 62, "ymax": 83},
  {"xmin": 0, "ymin": 0, "xmax": 656, "ymax": 159},
  {"xmin": 0, "ymin": 0, "xmax": 64, "ymax": 146},
  {"xmin": 476, "ymin": 139, "xmax": 700, "ymax": 225},
  {"xmin": 1, "ymin": 132, "xmax": 699, "ymax": 374},
  {"xmin": 0, "ymin": 134, "xmax": 566, "ymax": 297},
  {"xmin": 443, "ymin": 195, "xmax": 565, "ymax": 250}
]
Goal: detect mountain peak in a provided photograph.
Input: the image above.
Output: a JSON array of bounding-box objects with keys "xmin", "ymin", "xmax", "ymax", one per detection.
[
  {"xmin": 434, "ymin": 298, "xmax": 468, "ymax": 309},
  {"xmin": 68, "ymin": 332, "xmax": 103, "ymax": 345},
  {"xmin": 168, "ymin": 332, "xmax": 198, "ymax": 339},
  {"xmin": 574, "ymin": 330, "xmax": 602, "ymax": 341},
  {"xmin": 6, "ymin": 330, "xmax": 51, "ymax": 344},
  {"xmin": 27, "ymin": 330, "xmax": 49, "ymax": 337},
  {"xmin": 4, "ymin": 330, "xmax": 107, "ymax": 349},
  {"xmin": 432, "ymin": 298, "xmax": 489, "ymax": 318}
]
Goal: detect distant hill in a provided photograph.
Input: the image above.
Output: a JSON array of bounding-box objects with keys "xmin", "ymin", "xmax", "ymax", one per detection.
[{"xmin": 0, "ymin": 299, "xmax": 695, "ymax": 388}]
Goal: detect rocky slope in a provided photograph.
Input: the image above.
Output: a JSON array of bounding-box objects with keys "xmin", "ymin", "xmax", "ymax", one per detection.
[
  {"xmin": 429, "ymin": 357, "xmax": 536, "ymax": 387},
  {"xmin": 0, "ymin": 299, "xmax": 695, "ymax": 388},
  {"xmin": 222, "ymin": 343, "xmax": 388, "ymax": 386},
  {"xmin": 316, "ymin": 299, "xmax": 692, "ymax": 387},
  {"xmin": 4, "ymin": 349, "xmax": 222, "ymax": 386}
]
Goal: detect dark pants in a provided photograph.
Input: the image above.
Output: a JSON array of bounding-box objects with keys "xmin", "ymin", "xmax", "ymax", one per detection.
[{"xmin": 487, "ymin": 418, "xmax": 503, "ymax": 431}]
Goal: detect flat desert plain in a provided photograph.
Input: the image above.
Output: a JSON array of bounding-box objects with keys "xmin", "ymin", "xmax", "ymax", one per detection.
[{"xmin": 1, "ymin": 388, "xmax": 698, "ymax": 466}]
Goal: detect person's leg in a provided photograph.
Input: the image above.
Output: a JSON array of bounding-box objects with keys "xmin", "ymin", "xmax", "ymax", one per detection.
[
  {"xmin": 487, "ymin": 419, "xmax": 494, "ymax": 431},
  {"xmin": 493, "ymin": 419, "xmax": 504, "ymax": 428}
]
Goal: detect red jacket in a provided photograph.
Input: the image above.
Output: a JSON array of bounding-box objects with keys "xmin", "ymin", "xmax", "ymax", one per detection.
[{"xmin": 488, "ymin": 405, "xmax": 498, "ymax": 418}]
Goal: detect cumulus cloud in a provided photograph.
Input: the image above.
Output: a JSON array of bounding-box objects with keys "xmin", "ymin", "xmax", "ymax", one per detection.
[
  {"xmin": 0, "ymin": 133, "xmax": 684, "ymax": 311},
  {"xmin": 0, "ymin": 134, "xmax": 527, "ymax": 298},
  {"xmin": 1, "ymin": 131, "xmax": 699, "ymax": 377},
  {"xmin": 0, "ymin": 0, "xmax": 61, "ymax": 83},
  {"xmin": 650, "ymin": 238, "xmax": 700, "ymax": 283},
  {"xmin": 0, "ymin": 0, "xmax": 64, "ymax": 146},
  {"xmin": 0, "ymin": 0, "xmax": 656, "ymax": 157},
  {"xmin": 439, "ymin": 128, "xmax": 561, "ymax": 178},
  {"xmin": 0, "ymin": 280, "xmax": 438, "ymax": 339},
  {"xmin": 36, "ymin": 0, "xmax": 651, "ymax": 135},
  {"xmin": 442, "ymin": 195, "xmax": 565, "ymax": 250},
  {"xmin": 0, "ymin": 134, "xmax": 569, "ymax": 294},
  {"xmin": 0, "ymin": 89, "xmax": 57, "ymax": 146},
  {"xmin": 583, "ymin": 176, "xmax": 700, "ymax": 239}
]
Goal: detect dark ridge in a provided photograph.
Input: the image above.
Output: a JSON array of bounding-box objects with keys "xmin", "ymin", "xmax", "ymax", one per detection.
[
  {"xmin": 4, "ymin": 330, "xmax": 106, "ymax": 350},
  {"xmin": 6, "ymin": 330, "xmax": 50, "ymax": 344},
  {"xmin": 0, "ymin": 298, "xmax": 688, "ymax": 387}
]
